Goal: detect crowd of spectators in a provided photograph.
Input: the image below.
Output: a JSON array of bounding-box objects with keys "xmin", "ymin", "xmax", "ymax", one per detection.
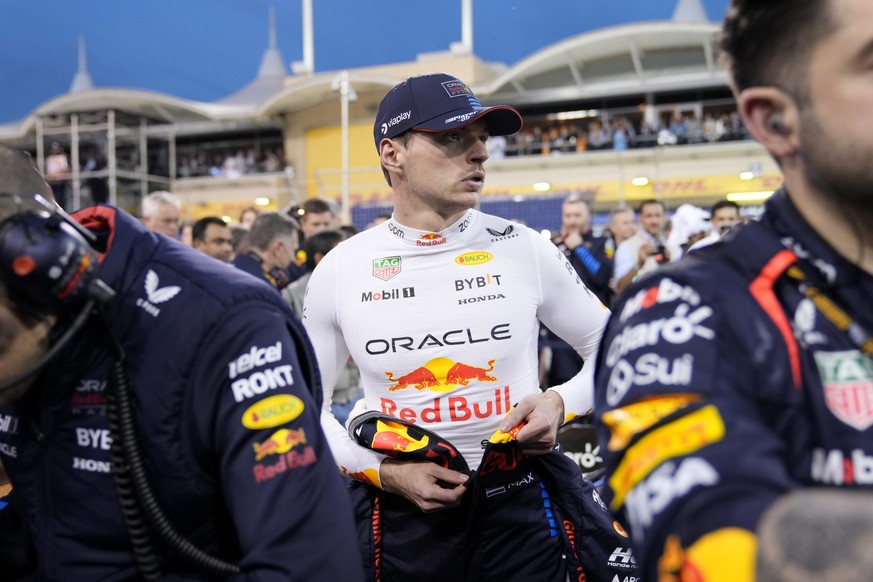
[
  {"xmin": 500, "ymin": 109, "xmax": 749, "ymax": 157},
  {"xmin": 177, "ymin": 146, "xmax": 285, "ymax": 178}
]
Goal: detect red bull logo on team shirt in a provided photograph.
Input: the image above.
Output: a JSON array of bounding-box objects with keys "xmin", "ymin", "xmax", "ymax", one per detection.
[
  {"xmin": 382, "ymin": 358, "xmax": 508, "ymax": 423},
  {"xmin": 385, "ymin": 358, "xmax": 497, "ymax": 392},
  {"xmin": 417, "ymin": 232, "xmax": 446, "ymax": 246},
  {"xmin": 252, "ymin": 428, "xmax": 307, "ymax": 461}
]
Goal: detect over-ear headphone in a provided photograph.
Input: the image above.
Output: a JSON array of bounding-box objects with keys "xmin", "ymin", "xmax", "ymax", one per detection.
[
  {"xmin": 0, "ymin": 209, "xmax": 99, "ymax": 315},
  {"xmin": 768, "ymin": 114, "xmax": 788, "ymax": 135}
]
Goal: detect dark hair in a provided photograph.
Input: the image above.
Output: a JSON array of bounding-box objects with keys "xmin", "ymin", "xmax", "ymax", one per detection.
[
  {"xmin": 711, "ymin": 200, "xmax": 740, "ymax": 215},
  {"xmin": 239, "ymin": 206, "xmax": 259, "ymax": 223},
  {"xmin": 338, "ymin": 224, "xmax": 358, "ymax": 239},
  {"xmin": 301, "ymin": 198, "xmax": 333, "ymax": 217},
  {"xmin": 246, "ymin": 212, "xmax": 299, "ymax": 251},
  {"xmin": 637, "ymin": 199, "xmax": 664, "ymax": 214},
  {"xmin": 303, "ymin": 229, "xmax": 345, "ymax": 272},
  {"xmin": 191, "ymin": 216, "xmax": 228, "ymax": 242},
  {"xmin": 719, "ymin": 0, "xmax": 835, "ymax": 97}
]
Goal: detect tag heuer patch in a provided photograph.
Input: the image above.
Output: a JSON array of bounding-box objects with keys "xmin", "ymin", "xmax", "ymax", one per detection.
[
  {"xmin": 815, "ymin": 349, "xmax": 873, "ymax": 431},
  {"xmin": 373, "ymin": 256, "xmax": 401, "ymax": 281}
]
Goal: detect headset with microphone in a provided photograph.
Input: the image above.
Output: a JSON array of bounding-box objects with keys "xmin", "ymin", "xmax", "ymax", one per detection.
[
  {"xmin": 0, "ymin": 194, "xmax": 239, "ymax": 578},
  {"xmin": 0, "ymin": 194, "xmax": 114, "ymax": 395}
]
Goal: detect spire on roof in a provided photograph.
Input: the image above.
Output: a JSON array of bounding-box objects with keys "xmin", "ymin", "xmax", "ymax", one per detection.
[
  {"xmin": 257, "ymin": 6, "xmax": 287, "ymax": 78},
  {"xmin": 672, "ymin": 0, "xmax": 709, "ymax": 22},
  {"xmin": 69, "ymin": 34, "xmax": 94, "ymax": 92}
]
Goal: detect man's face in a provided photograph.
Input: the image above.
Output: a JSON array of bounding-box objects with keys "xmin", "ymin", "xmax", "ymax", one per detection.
[
  {"xmin": 711, "ymin": 207, "xmax": 741, "ymax": 234},
  {"xmin": 194, "ymin": 223, "xmax": 233, "ymax": 262},
  {"xmin": 268, "ymin": 232, "xmax": 299, "ymax": 272},
  {"xmin": 300, "ymin": 212, "xmax": 334, "ymax": 239},
  {"xmin": 144, "ymin": 203, "xmax": 180, "ymax": 238},
  {"xmin": 796, "ymin": 0, "xmax": 873, "ymax": 217},
  {"xmin": 0, "ymin": 294, "xmax": 54, "ymax": 407},
  {"xmin": 610, "ymin": 210, "xmax": 636, "ymax": 242},
  {"xmin": 562, "ymin": 201, "xmax": 591, "ymax": 234},
  {"xmin": 638, "ymin": 203, "xmax": 665, "ymax": 237},
  {"xmin": 400, "ymin": 119, "xmax": 490, "ymax": 217}
]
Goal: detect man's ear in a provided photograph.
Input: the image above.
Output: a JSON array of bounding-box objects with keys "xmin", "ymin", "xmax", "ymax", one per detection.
[
  {"xmin": 738, "ymin": 87, "xmax": 801, "ymax": 159},
  {"xmin": 379, "ymin": 137, "xmax": 405, "ymax": 181}
]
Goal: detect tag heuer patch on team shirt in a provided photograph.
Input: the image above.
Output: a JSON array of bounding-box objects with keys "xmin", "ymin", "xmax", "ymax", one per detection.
[
  {"xmin": 814, "ymin": 349, "xmax": 873, "ymax": 431},
  {"xmin": 373, "ymin": 256, "xmax": 401, "ymax": 281}
]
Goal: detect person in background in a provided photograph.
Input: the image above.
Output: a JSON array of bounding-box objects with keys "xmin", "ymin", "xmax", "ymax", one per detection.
[
  {"xmin": 297, "ymin": 199, "xmax": 336, "ymax": 240},
  {"xmin": 191, "ymin": 216, "xmax": 234, "ymax": 262},
  {"xmin": 605, "ymin": 206, "xmax": 636, "ymax": 250},
  {"xmin": 303, "ymin": 73, "xmax": 632, "ymax": 582},
  {"xmin": 282, "ymin": 229, "xmax": 362, "ymax": 426},
  {"xmin": 45, "ymin": 142, "xmax": 69, "ymax": 209},
  {"xmin": 612, "ymin": 199, "xmax": 672, "ymax": 295},
  {"xmin": 688, "ymin": 199, "xmax": 743, "ymax": 251},
  {"xmin": 665, "ymin": 203, "xmax": 711, "ymax": 259},
  {"xmin": 141, "ymin": 191, "xmax": 181, "ymax": 239},
  {"xmin": 595, "ymin": 0, "xmax": 873, "ymax": 579},
  {"xmin": 231, "ymin": 212, "xmax": 299, "ymax": 291},
  {"xmin": 0, "ymin": 145, "xmax": 363, "ymax": 580},
  {"xmin": 239, "ymin": 206, "xmax": 260, "ymax": 230}
]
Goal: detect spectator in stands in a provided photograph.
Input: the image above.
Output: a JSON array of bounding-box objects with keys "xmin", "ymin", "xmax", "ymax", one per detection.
[
  {"xmin": 612, "ymin": 199, "xmax": 672, "ymax": 295},
  {"xmin": 689, "ymin": 199, "xmax": 743, "ymax": 251},
  {"xmin": 141, "ymin": 191, "xmax": 181, "ymax": 239},
  {"xmin": 231, "ymin": 211, "xmax": 299, "ymax": 290},
  {"xmin": 239, "ymin": 206, "xmax": 260, "ymax": 229},
  {"xmin": 45, "ymin": 142, "xmax": 69, "ymax": 209},
  {"xmin": 191, "ymin": 216, "xmax": 234, "ymax": 262}
]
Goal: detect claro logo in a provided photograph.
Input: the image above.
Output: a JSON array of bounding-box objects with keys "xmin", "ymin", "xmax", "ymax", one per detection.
[{"xmin": 455, "ymin": 251, "xmax": 493, "ymax": 265}]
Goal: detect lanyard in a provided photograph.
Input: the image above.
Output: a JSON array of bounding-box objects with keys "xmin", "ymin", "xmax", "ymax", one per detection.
[{"xmin": 786, "ymin": 265, "xmax": 873, "ymax": 357}]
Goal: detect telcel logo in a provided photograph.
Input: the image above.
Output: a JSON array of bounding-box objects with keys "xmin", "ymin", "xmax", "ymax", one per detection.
[{"xmin": 455, "ymin": 251, "xmax": 493, "ymax": 265}]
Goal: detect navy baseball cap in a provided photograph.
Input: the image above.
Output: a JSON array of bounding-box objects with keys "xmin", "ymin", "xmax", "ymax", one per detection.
[{"xmin": 373, "ymin": 73, "xmax": 523, "ymax": 151}]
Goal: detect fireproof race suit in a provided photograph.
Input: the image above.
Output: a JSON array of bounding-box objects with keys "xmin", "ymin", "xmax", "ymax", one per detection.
[
  {"xmin": 0, "ymin": 207, "xmax": 363, "ymax": 581},
  {"xmin": 303, "ymin": 208, "xmax": 609, "ymax": 480},
  {"xmin": 594, "ymin": 189, "xmax": 873, "ymax": 581},
  {"xmin": 304, "ymin": 209, "xmax": 624, "ymax": 581}
]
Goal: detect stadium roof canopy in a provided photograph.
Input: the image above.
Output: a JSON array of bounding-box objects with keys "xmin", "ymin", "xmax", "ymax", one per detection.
[
  {"xmin": 481, "ymin": 21, "xmax": 725, "ymax": 107},
  {"xmin": 0, "ymin": 17, "xmax": 726, "ymax": 143}
]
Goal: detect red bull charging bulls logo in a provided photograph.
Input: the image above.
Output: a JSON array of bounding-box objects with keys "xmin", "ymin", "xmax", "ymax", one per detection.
[
  {"xmin": 385, "ymin": 358, "xmax": 497, "ymax": 392},
  {"xmin": 252, "ymin": 428, "xmax": 307, "ymax": 461},
  {"xmin": 381, "ymin": 358, "xmax": 510, "ymax": 424}
]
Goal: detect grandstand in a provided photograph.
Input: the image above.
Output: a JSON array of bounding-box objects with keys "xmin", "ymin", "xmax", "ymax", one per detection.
[{"xmin": 0, "ymin": 0, "xmax": 779, "ymax": 232}]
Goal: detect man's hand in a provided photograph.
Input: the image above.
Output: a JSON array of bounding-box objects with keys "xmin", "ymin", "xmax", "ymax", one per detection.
[
  {"xmin": 379, "ymin": 459, "xmax": 468, "ymax": 512},
  {"xmin": 498, "ymin": 391, "xmax": 564, "ymax": 456},
  {"xmin": 563, "ymin": 231, "xmax": 583, "ymax": 251},
  {"xmin": 637, "ymin": 243, "xmax": 655, "ymax": 267}
]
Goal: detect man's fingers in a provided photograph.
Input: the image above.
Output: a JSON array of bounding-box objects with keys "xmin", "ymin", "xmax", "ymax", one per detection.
[
  {"xmin": 499, "ymin": 397, "xmax": 534, "ymax": 432},
  {"xmin": 427, "ymin": 464, "xmax": 469, "ymax": 486}
]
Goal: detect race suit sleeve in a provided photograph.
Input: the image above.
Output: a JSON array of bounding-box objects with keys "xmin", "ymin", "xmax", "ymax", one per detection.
[
  {"xmin": 190, "ymin": 300, "xmax": 364, "ymax": 581},
  {"xmin": 303, "ymin": 251, "xmax": 387, "ymax": 487},
  {"xmin": 529, "ymin": 232, "xmax": 610, "ymax": 420},
  {"xmin": 594, "ymin": 270, "xmax": 797, "ymax": 581}
]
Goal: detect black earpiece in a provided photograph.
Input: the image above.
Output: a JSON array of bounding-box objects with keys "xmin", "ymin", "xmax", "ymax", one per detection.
[
  {"xmin": 768, "ymin": 114, "xmax": 788, "ymax": 135},
  {"xmin": 0, "ymin": 210, "xmax": 99, "ymax": 315}
]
